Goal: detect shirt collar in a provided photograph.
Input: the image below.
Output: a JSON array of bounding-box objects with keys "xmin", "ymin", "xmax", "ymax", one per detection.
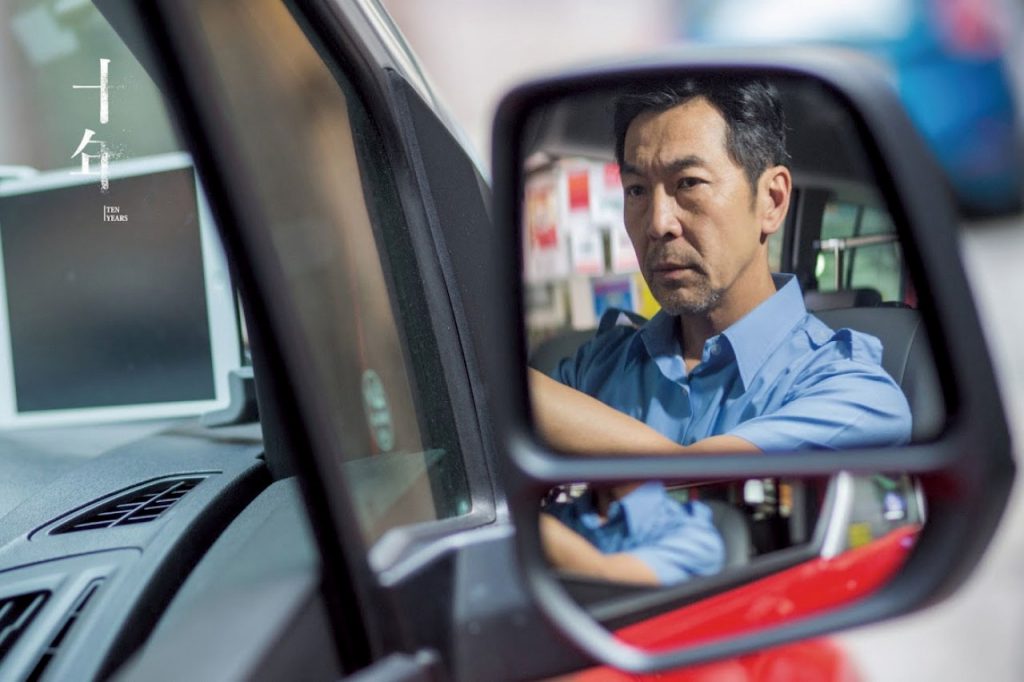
[
  {"xmin": 634, "ymin": 311, "xmax": 687, "ymax": 384},
  {"xmin": 633, "ymin": 273, "xmax": 806, "ymax": 390},
  {"xmin": 721, "ymin": 273, "xmax": 807, "ymax": 389},
  {"xmin": 636, "ymin": 309, "xmax": 678, "ymax": 358}
]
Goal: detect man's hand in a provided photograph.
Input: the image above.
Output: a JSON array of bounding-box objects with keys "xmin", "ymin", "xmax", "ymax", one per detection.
[
  {"xmin": 539, "ymin": 513, "xmax": 660, "ymax": 585},
  {"xmin": 528, "ymin": 368, "xmax": 758, "ymax": 456}
]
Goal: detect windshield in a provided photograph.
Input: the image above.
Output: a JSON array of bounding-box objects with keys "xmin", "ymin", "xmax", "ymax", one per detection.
[
  {"xmin": 0, "ymin": 0, "xmax": 474, "ymax": 548},
  {"xmin": 0, "ymin": 1, "xmax": 243, "ymax": 517}
]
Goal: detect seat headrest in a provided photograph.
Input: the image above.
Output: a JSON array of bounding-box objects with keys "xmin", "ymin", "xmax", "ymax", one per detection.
[{"xmin": 804, "ymin": 288, "xmax": 883, "ymax": 311}]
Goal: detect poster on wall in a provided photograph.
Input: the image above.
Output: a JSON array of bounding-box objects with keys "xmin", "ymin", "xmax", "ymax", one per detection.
[
  {"xmin": 570, "ymin": 224, "xmax": 604, "ymax": 276},
  {"xmin": 566, "ymin": 166, "xmax": 591, "ymax": 217},
  {"xmin": 564, "ymin": 165, "xmax": 605, "ymax": 276},
  {"xmin": 523, "ymin": 174, "xmax": 570, "ymax": 282},
  {"xmin": 592, "ymin": 276, "xmax": 635, "ymax": 320},
  {"xmin": 599, "ymin": 163, "xmax": 639, "ymax": 274},
  {"xmin": 595, "ymin": 162, "xmax": 625, "ymax": 228},
  {"xmin": 610, "ymin": 227, "xmax": 639, "ymax": 273}
]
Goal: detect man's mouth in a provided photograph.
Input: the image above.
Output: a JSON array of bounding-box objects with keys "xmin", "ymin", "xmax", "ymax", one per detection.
[{"xmin": 651, "ymin": 262, "xmax": 701, "ymax": 274}]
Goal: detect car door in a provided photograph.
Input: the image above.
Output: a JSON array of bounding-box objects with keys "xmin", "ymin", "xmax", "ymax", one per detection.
[
  {"xmin": 0, "ymin": 2, "xmax": 1012, "ymax": 681},
  {"xmin": 111, "ymin": 2, "xmax": 1015, "ymax": 681},
  {"xmin": 124, "ymin": 0, "xmax": 597, "ymax": 679}
]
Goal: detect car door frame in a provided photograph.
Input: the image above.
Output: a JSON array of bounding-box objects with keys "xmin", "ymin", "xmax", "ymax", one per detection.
[{"xmin": 126, "ymin": 0, "xmax": 574, "ymax": 678}]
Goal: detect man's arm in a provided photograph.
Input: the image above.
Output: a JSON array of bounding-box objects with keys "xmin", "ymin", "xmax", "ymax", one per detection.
[
  {"xmin": 539, "ymin": 513, "xmax": 659, "ymax": 585},
  {"xmin": 529, "ymin": 368, "xmax": 758, "ymax": 456}
]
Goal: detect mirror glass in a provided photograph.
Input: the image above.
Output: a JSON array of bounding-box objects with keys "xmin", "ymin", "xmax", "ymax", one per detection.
[
  {"xmin": 522, "ymin": 74, "xmax": 945, "ymax": 463},
  {"xmin": 518, "ymin": 74, "xmax": 944, "ymax": 641},
  {"xmin": 539, "ymin": 471, "xmax": 923, "ymax": 648}
]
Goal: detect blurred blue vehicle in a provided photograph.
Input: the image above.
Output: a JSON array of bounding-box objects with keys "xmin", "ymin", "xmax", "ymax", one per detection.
[{"xmin": 680, "ymin": 0, "xmax": 1024, "ymax": 216}]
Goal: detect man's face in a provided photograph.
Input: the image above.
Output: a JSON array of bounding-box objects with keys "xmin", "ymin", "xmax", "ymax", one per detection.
[{"xmin": 620, "ymin": 97, "xmax": 770, "ymax": 317}]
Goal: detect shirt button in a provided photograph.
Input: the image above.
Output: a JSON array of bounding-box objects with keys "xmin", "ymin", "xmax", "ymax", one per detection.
[{"xmin": 710, "ymin": 344, "xmax": 720, "ymax": 356}]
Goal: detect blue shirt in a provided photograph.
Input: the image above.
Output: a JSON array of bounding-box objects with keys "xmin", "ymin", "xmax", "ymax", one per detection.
[
  {"xmin": 543, "ymin": 482, "xmax": 724, "ymax": 585},
  {"xmin": 550, "ymin": 274, "xmax": 912, "ymax": 583},
  {"xmin": 555, "ymin": 274, "xmax": 912, "ymax": 451}
]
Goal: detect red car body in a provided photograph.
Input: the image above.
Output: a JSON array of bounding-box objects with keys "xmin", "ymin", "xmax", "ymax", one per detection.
[{"xmin": 575, "ymin": 526, "xmax": 918, "ymax": 681}]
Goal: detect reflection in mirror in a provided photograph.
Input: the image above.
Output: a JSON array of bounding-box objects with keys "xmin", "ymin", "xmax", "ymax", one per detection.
[
  {"xmin": 539, "ymin": 472, "xmax": 923, "ymax": 645},
  {"xmin": 522, "ymin": 74, "xmax": 945, "ymax": 460}
]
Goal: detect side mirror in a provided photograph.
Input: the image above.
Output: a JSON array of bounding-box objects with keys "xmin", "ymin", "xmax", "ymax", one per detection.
[{"xmin": 489, "ymin": 50, "xmax": 1014, "ymax": 673}]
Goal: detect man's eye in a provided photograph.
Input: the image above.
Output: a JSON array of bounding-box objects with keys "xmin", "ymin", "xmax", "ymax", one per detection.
[
  {"xmin": 624, "ymin": 185, "xmax": 646, "ymax": 199},
  {"xmin": 678, "ymin": 177, "xmax": 706, "ymax": 190}
]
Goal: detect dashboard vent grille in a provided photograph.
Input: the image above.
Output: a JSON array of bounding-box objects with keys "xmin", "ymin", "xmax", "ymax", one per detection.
[
  {"xmin": 0, "ymin": 591, "xmax": 49, "ymax": 663},
  {"xmin": 26, "ymin": 580, "xmax": 104, "ymax": 682},
  {"xmin": 52, "ymin": 477, "xmax": 205, "ymax": 534}
]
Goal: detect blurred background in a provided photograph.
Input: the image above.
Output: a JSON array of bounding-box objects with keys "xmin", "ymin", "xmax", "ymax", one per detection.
[{"xmin": 382, "ymin": 0, "xmax": 1024, "ymax": 680}]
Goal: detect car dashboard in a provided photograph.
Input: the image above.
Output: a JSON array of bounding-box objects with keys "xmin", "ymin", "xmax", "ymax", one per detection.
[{"xmin": 0, "ymin": 420, "xmax": 329, "ymax": 681}]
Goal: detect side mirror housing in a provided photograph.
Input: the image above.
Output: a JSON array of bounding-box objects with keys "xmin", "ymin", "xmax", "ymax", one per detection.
[{"xmin": 488, "ymin": 49, "xmax": 1015, "ymax": 673}]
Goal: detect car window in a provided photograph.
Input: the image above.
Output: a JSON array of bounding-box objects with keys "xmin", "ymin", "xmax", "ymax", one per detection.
[
  {"xmin": 815, "ymin": 198, "xmax": 904, "ymax": 302},
  {"xmin": 1, "ymin": 2, "xmax": 178, "ymax": 169},
  {"xmin": 0, "ymin": 1, "xmax": 246, "ymax": 517},
  {"xmin": 0, "ymin": 0, "xmax": 472, "ymax": 548},
  {"xmin": 182, "ymin": 0, "xmax": 473, "ymax": 545}
]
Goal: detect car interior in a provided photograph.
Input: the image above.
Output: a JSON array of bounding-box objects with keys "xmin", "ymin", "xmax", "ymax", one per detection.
[
  {"xmin": 0, "ymin": 3, "xmax": 956, "ymax": 681},
  {"xmin": 0, "ymin": 6, "xmax": 336, "ymax": 680}
]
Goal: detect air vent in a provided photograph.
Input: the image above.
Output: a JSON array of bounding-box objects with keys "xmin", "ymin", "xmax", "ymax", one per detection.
[
  {"xmin": 0, "ymin": 591, "xmax": 49, "ymax": 663},
  {"xmin": 52, "ymin": 477, "xmax": 205, "ymax": 534},
  {"xmin": 26, "ymin": 580, "xmax": 104, "ymax": 682}
]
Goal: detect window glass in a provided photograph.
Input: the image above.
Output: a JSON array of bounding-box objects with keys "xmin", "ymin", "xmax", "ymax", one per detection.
[
  {"xmin": 190, "ymin": 0, "xmax": 471, "ymax": 544},
  {"xmin": 1, "ymin": 0, "xmax": 178, "ymax": 171},
  {"xmin": 816, "ymin": 199, "xmax": 903, "ymax": 302},
  {"xmin": 0, "ymin": 2, "xmax": 241, "ymax": 429},
  {"xmin": 0, "ymin": 1, "xmax": 245, "ymax": 515}
]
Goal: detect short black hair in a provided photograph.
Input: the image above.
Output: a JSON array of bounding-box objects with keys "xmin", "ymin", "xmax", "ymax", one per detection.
[{"xmin": 613, "ymin": 76, "xmax": 789, "ymax": 192}]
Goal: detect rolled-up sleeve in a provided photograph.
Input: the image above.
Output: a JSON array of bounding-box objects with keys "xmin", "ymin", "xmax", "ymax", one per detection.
[{"xmin": 729, "ymin": 358, "xmax": 912, "ymax": 452}]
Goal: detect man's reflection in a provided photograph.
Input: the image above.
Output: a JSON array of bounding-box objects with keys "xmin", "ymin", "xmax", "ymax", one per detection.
[
  {"xmin": 540, "ymin": 482, "xmax": 722, "ymax": 585},
  {"xmin": 531, "ymin": 77, "xmax": 910, "ymax": 585}
]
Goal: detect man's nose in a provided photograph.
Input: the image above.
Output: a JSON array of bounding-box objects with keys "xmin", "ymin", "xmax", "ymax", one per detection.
[{"xmin": 648, "ymin": 185, "xmax": 683, "ymax": 240}]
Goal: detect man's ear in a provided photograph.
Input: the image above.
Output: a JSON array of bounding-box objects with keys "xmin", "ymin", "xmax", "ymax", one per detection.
[{"xmin": 758, "ymin": 166, "xmax": 792, "ymax": 238}]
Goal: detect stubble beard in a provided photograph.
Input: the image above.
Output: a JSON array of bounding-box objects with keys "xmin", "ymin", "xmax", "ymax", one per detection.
[
  {"xmin": 642, "ymin": 249, "xmax": 723, "ymax": 316},
  {"xmin": 651, "ymin": 276, "xmax": 723, "ymax": 316}
]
